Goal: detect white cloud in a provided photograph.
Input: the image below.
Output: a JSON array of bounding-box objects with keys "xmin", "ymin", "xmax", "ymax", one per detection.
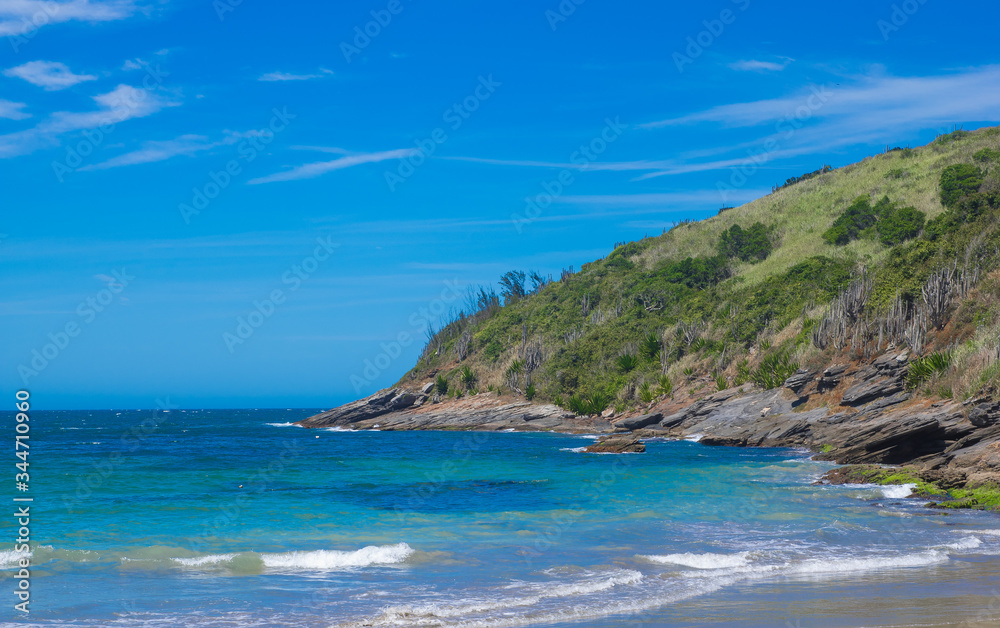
[
  {"xmin": 0, "ymin": 0, "xmax": 139, "ymax": 38},
  {"xmin": 634, "ymin": 66, "xmax": 1000, "ymax": 179},
  {"xmin": 257, "ymin": 69, "xmax": 333, "ymax": 82},
  {"xmin": 248, "ymin": 149, "xmax": 419, "ymax": 185},
  {"xmin": 643, "ymin": 66, "xmax": 1000, "ymax": 130},
  {"xmin": 4, "ymin": 60, "xmax": 96, "ymax": 90},
  {"xmin": 728, "ymin": 59, "xmax": 791, "ymax": 72},
  {"xmin": 0, "ymin": 83, "xmax": 178, "ymax": 158},
  {"xmin": 121, "ymin": 58, "xmax": 143, "ymax": 71},
  {"xmin": 0, "ymin": 99, "xmax": 30, "ymax": 120},
  {"xmin": 80, "ymin": 132, "xmax": 248, "ymax": 171}
]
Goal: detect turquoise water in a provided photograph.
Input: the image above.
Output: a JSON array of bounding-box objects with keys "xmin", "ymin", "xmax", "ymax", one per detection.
[{"xmin": 3, "ymin": 409, "xmax": 1000, "ymax": 627}]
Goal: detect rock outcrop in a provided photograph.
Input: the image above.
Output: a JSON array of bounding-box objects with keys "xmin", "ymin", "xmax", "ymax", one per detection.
[
  {"xmin": 297, "ymin": 388, "xmax": 611, "ymax": 433},
  {"xmin": 584, "ymin": 434, "xmax": 645, "ymax": 454},
  {"xmin": 298, "ymin": 351, "xmax": 1000, "ymax": 492}
]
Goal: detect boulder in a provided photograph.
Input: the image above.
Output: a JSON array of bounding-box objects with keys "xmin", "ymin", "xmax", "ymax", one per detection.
[
  {"xmin": 584, "ymin": 434, "xmax": 645, "ymax": 454},
  {"xmin": 970, "ymin": 402, "xmax": 1000, "ymax": 428},
  {"xmin": 420, "ymin": 382, "xmax": 435, "ymax": 395},
  {"xmin": 616, "ymin": 412, "xmax": 663, "ymax": 431},
  {"xmin": 783, "ymin": 369, "xmax": 816, "ymax": 395},
  {"xmin": 842, "ymin": 377, "xmax": 904, "ymax": 406}
]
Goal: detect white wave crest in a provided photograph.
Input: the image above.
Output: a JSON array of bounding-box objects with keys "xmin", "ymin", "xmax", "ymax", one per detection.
[
  {"xmin": 880, "ymin": 484, "xmax": 917, "ymax": 499},
  {"xmin": 265, "ymin": 422, "xmax": 299, "ymax": 427},
  {"xmin": 942, "ymin": 536, "xmax": 982, "ymax": 552},
  {"xmin": 260, "ymin": 543, "xmax": 413, "ymax": 570},
  {"xmin": 684, "ymin": 434, "xmax": 704, "ymax": 442},
  {"xmin": 789, "ymin": 550, "xmax": 947, "ymax": 575},
  {"xmin": 172, "ymin": 553, "xmax": 237, "ymax": 567},
  {"xmin": 641, "ymin": 551, "xmax": 751, "ymax": 570},
  {"xmin": 0, "ymin": 548, "xmax": 31, "ymax": 567}
]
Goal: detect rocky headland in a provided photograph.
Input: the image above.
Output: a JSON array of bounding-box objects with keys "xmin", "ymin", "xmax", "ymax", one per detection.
[{"xmin": 298, "ymin": 350, "xmax": 1000, "ymax": 510}]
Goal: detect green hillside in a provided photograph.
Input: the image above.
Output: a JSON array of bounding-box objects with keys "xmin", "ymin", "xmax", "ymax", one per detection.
[{"xmin": 399, "ymin": 126, "xmax": 1000, "ymax": 415}]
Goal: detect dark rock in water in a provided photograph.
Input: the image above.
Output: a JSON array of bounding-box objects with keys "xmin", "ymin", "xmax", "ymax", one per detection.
[
  {"xmin": 584, "ymin": 434, "xmax": 645, "ymax": 454},
  {"xmin": 616, "ymin": 412, "xmax": 663, "ymax": 431},
  {"xmin": 970, "ymin": 402, "xmax": 1000, "ymax": 428},
  {"xmin": 783, "ymin": 369, "xmax": 816, "ymax": 395}
]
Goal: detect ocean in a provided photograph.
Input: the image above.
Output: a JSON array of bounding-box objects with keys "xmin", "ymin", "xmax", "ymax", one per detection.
[{"xmin": 3, "ymin": 409, "xmax": 1000, "ymax": 627}]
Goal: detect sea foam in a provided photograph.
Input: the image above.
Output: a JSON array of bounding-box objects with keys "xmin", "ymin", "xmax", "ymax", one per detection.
[{"xmin": 641, "ymin": 551, "xmax": 752, "ymax": 570}]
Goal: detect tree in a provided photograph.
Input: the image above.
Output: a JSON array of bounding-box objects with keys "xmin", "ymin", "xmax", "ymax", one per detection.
[{"xmin": 499, "ymin": 270, "xmax": 527, "ymax": 304}]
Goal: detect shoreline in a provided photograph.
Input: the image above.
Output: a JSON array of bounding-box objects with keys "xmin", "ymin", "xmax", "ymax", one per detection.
[{"xmin": 298, "ymin": 351, "xmax": 1000, "ymax": 512}]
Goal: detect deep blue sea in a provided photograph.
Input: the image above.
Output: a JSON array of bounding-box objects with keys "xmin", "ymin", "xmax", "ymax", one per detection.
[{"xmin": 3, "ymin": 409, "xmax": 1000, "ymax": 627}]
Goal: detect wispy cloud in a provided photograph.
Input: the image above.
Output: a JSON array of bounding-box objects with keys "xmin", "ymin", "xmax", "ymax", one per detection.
[
  {"xmin": 79, "ymin": 132, "xmax": 249, "ymax": 171},
  {"xmin": 4, "ymin": 60, "xmax": 97, "ymax": 90},
  {"xmin": 632, "ymin": 66, "xmax": 1000, "ymax": 179},
  {"xmin": 247, "ymin": 149, "xmax": 420, "ymax": 185},
  {"xmin": 728, "ymin": 59, "xmax": 793, "ymax": 73},
  {"xmin": 0, "ymin": 99, "xmax": 30, "ymax": 120},
  {"xmin": 0, "ymin": 84, "xmax": 178, "ymax": 158},
  {"xmin": 258, "ymin": 69, "xmax": 333, "ymax": 82},
  {"xmin": 0, "ymin": 0, "xmax": 139, "ymax": 37},
  {"xmin": 642, "ymin": 66, "xmax": 1000, "ymax": 130},
  {"xmin": 556, "ymin": 190, "xmax": 770, "ymax": 206}
]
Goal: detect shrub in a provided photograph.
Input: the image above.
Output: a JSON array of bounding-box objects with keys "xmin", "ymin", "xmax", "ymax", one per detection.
[
  {"xmin": 751, "ymin": 349, "xmax": 798, "ymax": 389},
  {"xmin": 567, "ymin": 391, "xmax": 612, "ymax": 415},
  {"xmin": 906, "ymin": 352, "xmax": 951, "ymax": 390},
  {"xmin": 823, "ymin": 195, "xmax": 924, "ymax": 246},
  {"xmin": 940, "ymin": 164, "xmax": 984, "ymax": 208},
  {"xmin": 460, "ymin": 366, "xmax": 477, "ymax": 390},
  {"xmin": 638, "ymin": 381, "xmax": 654, "ymax": 403},
  {"xmin": 876, "ymin": 203, "xmax": 925, "ymax": 245},
  {"xmin": 823, "ymin": 196, "xmax": 879, "ymax": 245},
  {"xmin": 714, "ymin": 372, "xmax": 728, "ymax": 391},
  {"xmin": 663, "ymin": 255, "xmax": 730, "ymax": 289},
  {"xmin": 718, "ymin": 222, "xmax": 773, "ymax": 262},
  {"xmin": 974, "ymin": 148, "xmax": 1000, "ymax": 163},
  {"xmin": 641, "ymin": 332, "xmax": 661, "ymax": 360},
  {"xmin": 435, "ymin": 374, "xmax": 449, "ymax": 395},
  {"xmin": 655, "ymin": 375, "xmax": 673, "ymax": 397},
  {"xmin": 525, "ymin": 384, "xmax": 537, "ymax": 400},
  {"xmin": 617, "ymin": 353, "xmax": 640, "ymax": 373}
]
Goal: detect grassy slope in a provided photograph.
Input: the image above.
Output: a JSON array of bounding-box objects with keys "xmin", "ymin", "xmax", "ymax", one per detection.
[{"xmin": 397, "ymin": 127, "xmax": 1000, "ymax": 411}]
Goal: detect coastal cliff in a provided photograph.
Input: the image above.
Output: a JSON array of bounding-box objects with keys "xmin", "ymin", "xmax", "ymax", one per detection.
[{"xmin": 300, "ymin": 127, "xmax": 1000, "ymax": 510}]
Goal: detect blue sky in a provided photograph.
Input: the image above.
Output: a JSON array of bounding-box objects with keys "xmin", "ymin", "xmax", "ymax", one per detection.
[{"xmin": 2, "ymin": 0, "xmax": 999, "ymax": 409}]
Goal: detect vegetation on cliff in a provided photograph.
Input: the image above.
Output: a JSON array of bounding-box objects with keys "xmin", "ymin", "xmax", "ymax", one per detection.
[{"xmin": 400, "ymin": 126, "xmax": 1000, "ymax": 416}]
